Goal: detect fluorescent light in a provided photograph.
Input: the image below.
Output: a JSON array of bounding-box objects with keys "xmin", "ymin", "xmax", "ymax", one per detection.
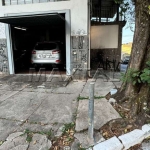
[{"xmin": 14, "ymin": 27, "xmax": 27, "ymax": 31}]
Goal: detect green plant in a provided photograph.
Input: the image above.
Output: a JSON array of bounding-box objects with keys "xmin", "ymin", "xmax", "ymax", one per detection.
[
  {"xmin": 121, "ymin": 68, "xmax": 139, "ymax": 84},
  {"xmin": 77, "ymin": 96, "xmax": 88, "ymax": 101},
  {"xmin": 94, "ymin": 96, "xmax": 105, "ymax": 99},
  {"xmin": 77, "ymin": 96, "xmax": 104, "ymax": 101},
  {"xmin": 37, "ymin": 130, "xmax": 52, "ymax": 138},
  {"xmin": 21, "ymin": 129, "xmax": 53, "ymax": 142},
  {"xmin": 121, "ymin": 61, "xmax": 150, "ymax": 86},
  {"xmin": 139, "ymin": 69, "xmax": 149, "ymax": 83},
  {"xmin": 138, "ymin": 61, "xmax": 150, "ymax": 85},
  {"xmin": 21, "ymin": 129, "xmax": 33, "ymax": 142},
  {"xmin": 61, "ymin": 122, "xmax": 75, "ymax": 135},
  {"xmin": 78, "ymin": 148, "xmax": 86, "ymax": 150}
]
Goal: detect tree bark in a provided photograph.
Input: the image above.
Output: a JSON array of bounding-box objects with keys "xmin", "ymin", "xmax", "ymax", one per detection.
[
  {"xmin": 120, "ymin": 0, "xmax": 150, "ymax": 116},
  {"xmin": 124, "ymin": 0, "xmax": 150, "ymax": 96}
]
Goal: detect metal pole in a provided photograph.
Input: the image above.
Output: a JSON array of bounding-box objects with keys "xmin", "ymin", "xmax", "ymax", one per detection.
[
  {"xmin": 88, "ymin": 82, "xmax": 95, "ymax": 142},
  {"xmin": 88, "ymin": 0, "xmax": 91, "ymax": 77}
]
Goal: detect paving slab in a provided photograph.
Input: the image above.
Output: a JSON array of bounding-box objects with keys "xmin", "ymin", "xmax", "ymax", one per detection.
[
  {"xmin": 0, "ymin": 82, "xmax": 28, "ymax": 91},
  {"xmin": 0, "ymin": 90, "xmax": 19, "ymax": 103},
  {"xmin": 28, "ymin": 93, "xmax": 79, "ymax": 125},
  {"xmin": 23, "ymin": 80, "xmax": 68, "ymax": 93},
  {"xmin": 0, "ymin": 130, "xmax": 52, "ymax": 150},
  {"xmin": 22, "ymin": 85, "xmax": 53, "ymax": 93},
  {"xmin": 6, "ymin": 132, "xmax": 24, "ymax": 141},
  {"xmin": 80, "ymin": 79, "xmax": 115, "ymax": 97},
  {"xmin": 0, "ymin": 92, "xmax": 48, "ymax": 121},
  {"xmin": 0, "ymin": 119, "xmax": 22, "ymax": 141},
  {"xmin": 0, "ymin": 140, "xmax": 15, "ymax": 150},
  {"xmin": 52, "ymin": 81, "xmax": 86, "ymax": 94},
  {"xmin": 16, "ymin": 122, "xmax": 62, "ymax": 138},
  {"xmin": 74, "ymin": 131, "xmax": 105, "ymax": 148},
  {"xmin": 28, "ymin": 134, "xmax": 52, "ymax": 150},
  {"xmin": 10, "ymin": 145, "xmax": 29, "ymax": 150},
  {"xmin": 71, "ymin": 139, "xmax": 80, "ymax": 150},
  {"xmin": 0, "ymin": 75, "xmax": 16, "ymax": 83},
  {"xmin": 75, "ymin": 99, "xmax": 121, "ymax": 132},
  {"xmin": 113, "ymin": 81, "xmax": 122, "ymax": 88}
]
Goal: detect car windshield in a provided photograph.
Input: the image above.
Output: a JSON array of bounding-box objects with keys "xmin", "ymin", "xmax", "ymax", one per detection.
[{"xmin": 35, "ymin": 43, "xmax": 57, "ymax": 50}]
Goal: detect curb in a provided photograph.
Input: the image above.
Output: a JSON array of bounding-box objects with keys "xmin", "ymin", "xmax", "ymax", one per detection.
[{"xmin": 93, "ymin": 124, "xmax": 150, "ymax": 150}]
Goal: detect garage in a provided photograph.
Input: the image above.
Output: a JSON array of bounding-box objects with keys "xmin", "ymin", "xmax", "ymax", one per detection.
[{"xmin": 0, "ymin": 11, "xmax": 71, "ymax": 75}]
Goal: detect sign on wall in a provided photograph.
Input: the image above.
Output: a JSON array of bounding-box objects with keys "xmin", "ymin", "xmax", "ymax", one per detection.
[{"xmin": 91, "ymin": 25, "xmax": 119, "ymax": 49}]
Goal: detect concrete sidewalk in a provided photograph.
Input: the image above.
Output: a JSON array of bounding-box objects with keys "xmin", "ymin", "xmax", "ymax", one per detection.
[{"xmin": 0, "ymin": 74, "xmax": 121, "ymax": 149}]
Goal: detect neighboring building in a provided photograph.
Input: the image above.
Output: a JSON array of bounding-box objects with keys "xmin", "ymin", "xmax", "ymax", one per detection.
[
  {"xmin": 0, "ymin": 0, "xmax": 125, "ymax": 75},
  {"xmin": 122, "ymin": 43, "xmax": 132, "ymax": 54}
]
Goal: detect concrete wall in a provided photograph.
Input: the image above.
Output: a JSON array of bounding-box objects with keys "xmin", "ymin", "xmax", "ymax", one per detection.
[
  {"xmin": 0, "ymin": 23, "xmax": 6, "ymax": 38},
  {"xmin": 0, "ymin": 0, "xmax": 88, "ymax": 35},
  {"xmin": 91, "ymin": 25, "xmax": 119, "ymax": 49},
  {"xmin": 0, "ymin": 39, "xmax": 9, "ymax": 74}
]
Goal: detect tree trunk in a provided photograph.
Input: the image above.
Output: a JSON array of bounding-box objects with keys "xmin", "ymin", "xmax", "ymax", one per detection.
[{"xmin": 121, "ymin": 0, "xmax": 150, "ymax": 116}]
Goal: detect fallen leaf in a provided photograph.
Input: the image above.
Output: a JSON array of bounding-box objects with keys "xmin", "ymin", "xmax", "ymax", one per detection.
[{"xmin": 33, "ymin": 140, "xmax": 37, "ymax": 145}]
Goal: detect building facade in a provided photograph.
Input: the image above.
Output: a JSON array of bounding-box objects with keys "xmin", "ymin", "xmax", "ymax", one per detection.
[{"xmin": 0, "ymin": 0, "xmax": 125, "ymax": 75}]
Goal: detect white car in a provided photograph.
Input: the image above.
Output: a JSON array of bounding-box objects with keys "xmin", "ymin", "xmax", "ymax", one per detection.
[{"xmin": 31, "ymin": 41, "xmax": 63, "ymax": 70}]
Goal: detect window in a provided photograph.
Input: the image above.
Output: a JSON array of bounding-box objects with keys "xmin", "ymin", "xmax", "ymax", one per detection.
[{"xmin": 35, "ymin": 43, "xmax": 57, "ymax": 50}]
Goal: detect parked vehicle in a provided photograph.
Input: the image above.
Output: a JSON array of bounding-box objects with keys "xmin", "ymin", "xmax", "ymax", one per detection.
[
  {"xmin": 31, "ymin": 41, "xmax": 64, "ymax": 70},
  {"xmin": 122, "ymin": 56, "xmax": 130, "ymax": 64}
]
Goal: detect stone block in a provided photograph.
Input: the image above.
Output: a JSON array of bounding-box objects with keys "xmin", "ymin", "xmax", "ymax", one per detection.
[
  {"xmin": 93, "ymin": 136, "xmax": 123, "ymax": 150},
  {"xmin": 118, "ymin": 129, "xmax": 145, "ymax": 150},
  {"xmin": 142, "ymin": 124, "xmax": 150, "ymax": 138}
]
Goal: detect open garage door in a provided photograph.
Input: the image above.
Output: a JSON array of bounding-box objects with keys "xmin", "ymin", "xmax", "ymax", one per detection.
[
  {"xmin": 0, "ymin": 13, "xmax": 65, "ymax": 26},
  {"xmin": 0, "ymin": 12, "xmax": 71, "ymax": 75}
]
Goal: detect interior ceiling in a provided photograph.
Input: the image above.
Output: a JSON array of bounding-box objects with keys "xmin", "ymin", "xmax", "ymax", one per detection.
[{"xmin": 0, "ymin": 13, "xmax": 65, "ymax": 27}]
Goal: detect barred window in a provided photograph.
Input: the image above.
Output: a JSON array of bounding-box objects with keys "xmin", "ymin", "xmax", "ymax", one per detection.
[{"xmin": 2, "ymin": 0, "xmax": 69, "ymax": 6}]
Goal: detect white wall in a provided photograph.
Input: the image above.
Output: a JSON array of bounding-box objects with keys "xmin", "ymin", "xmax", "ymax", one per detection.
[
  {"xmin": 0, "ymin": 0, "xmax": 88, "ymax": 35},
  {"xmin": 91, "ymin": 25, "xmax": 119, "ymax": 49},
  {"xmin": 0, "ymin": 23, "xmax": 6, "ymax": 38}
]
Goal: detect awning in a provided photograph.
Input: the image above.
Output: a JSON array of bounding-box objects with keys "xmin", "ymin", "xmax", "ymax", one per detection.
[{"xmin": 0, "ymin": 13, "xmax": 65, "ymax": 27}]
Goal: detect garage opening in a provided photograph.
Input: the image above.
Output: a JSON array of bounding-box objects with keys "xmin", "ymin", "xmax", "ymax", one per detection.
[{"xmin": 0, "ymin": 13, "xmax": 67, "ymax": 74}]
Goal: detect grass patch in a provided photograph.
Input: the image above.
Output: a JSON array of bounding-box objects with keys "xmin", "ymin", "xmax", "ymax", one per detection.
[
  {"xmin": 20, "ymin": 129, "xmax": 53, "ymax": 143},
  {"xmin": 94, "ymin": 96, "xmax": 105, "ymax": 99},
  {"xmin": 77, "ymin": 96, "xmax": 105, "ymax": 101},
  {"xmin": 77, "ymin": 96, "xmax": 88, "ymax": 101},
  {"xmin": 61, "ymin": 122, "xmax": 75, "ymax": 135},
  {"xmin": 21, "ymin": 129, "xmax": 33, "ymax": 142},
  {"xmin": 37, "ymin": 130, "xmax": 52, "ymax": 138}
]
